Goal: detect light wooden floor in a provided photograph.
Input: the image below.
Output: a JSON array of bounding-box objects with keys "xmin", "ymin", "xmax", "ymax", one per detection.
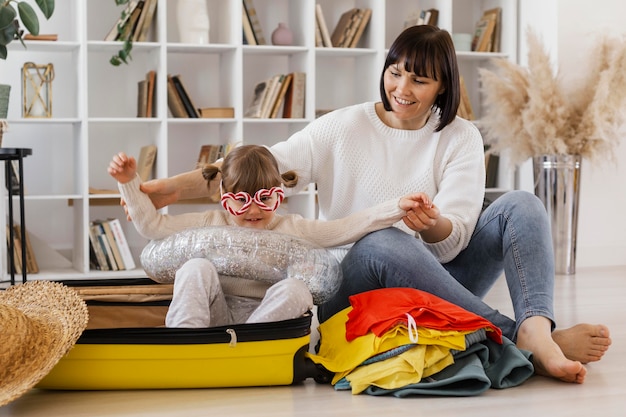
[{"xmin": 2, "ymin": 265, "xmax": 624, "ymax": 417}]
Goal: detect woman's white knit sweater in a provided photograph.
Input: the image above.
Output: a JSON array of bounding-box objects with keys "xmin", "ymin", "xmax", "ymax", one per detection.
[{"xmin": 271, "ymin": 102, "xmax": 486, "ymax": 263}]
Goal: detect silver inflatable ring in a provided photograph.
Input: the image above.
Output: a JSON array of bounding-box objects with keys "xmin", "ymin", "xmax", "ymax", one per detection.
[{"xmin": 140, "ymin": 226, "xmax": 342, "ymax": 304}]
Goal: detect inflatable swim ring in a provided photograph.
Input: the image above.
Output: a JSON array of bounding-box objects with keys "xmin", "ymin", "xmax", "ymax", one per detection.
[{"xmin": 140, "ymin": 226, "xmax": 342, "ymax": 304}]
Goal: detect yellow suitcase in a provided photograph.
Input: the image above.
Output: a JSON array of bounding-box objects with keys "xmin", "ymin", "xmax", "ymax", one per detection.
[{"xmin": 37, "ymin": 279, "xmax": 331, "ymax": 390}]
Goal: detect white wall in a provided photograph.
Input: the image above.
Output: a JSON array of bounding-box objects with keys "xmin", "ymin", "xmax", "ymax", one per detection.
[{"xmin": 557, "ymin": 0, "xmax": 626, "ymax": 267}]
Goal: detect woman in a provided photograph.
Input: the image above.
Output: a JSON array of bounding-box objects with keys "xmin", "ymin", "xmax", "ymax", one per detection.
[{"xmin": 128, "ymin": 26, "xmax": 610, "ymax": 383}]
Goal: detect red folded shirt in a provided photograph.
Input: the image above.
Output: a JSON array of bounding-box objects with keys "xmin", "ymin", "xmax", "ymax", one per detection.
[{"xmin": 346, "ymin": 287, "xmax": 502, "ymax": 343}]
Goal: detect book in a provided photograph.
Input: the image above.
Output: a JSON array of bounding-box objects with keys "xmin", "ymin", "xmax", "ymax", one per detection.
[
  {"xmin": 14, "ymin": 225, "xmax": 38, "ymax": 274},
  {"xmin": 166, "ymin": 75, "xmax": 188, "ymax": 118},
  {"xmin": 348, "ymin": 8, "xmax": 372, "ymax": 48},
  {"xmin": 340, "ymin": 9, "xmax": 365, "ymax": 48},
  {"xmin": 137, "ymin": 144, "xmax": 157, "ymax": 182},
  {"xmin": 282, "ymin": 71, "xmax": 305, "ymax": 119},
  {"xmin": 244, "ymin": 78, "xmax": 270, "ymax": 118},
  {"xmin": 457, "ymin": 76, "xmax": 475, "ymax": 120},
  {"xmin": 100, "ymin": 219, "xmax": 125, "ymax": 270},
  {"xmin": 199, "ymin": 107, "xmax": 235, "ymax": 118},
  {"xmin": 314, "ymin": 18, "xmax": 323, "ymax": 47},
  {"xmin": 89, "ymin": 222, "xmax": 110, "ymax": 271},
  {"xmin": 117, "ymin": 0, "xmax": 145, "ymax": 41},
  {"xmin": 145, "ymin": 70, "xmax": 156, "ymax": 117},
  {"xmin": 171, "ymin": 75, "xmax": 199, "ymax": 118},
  {"xmin": 242, "ymin": 0, "xmax": 266, "ymax": 45},
  {"xmin": 108, "ymin": 218, "xmax": 136, "ymax": 270},
  {"xmin": 137, "ymin": 79, "xmax": 148, "ymax": 118},
  {"xmin": 133, "ymin": 0, "xmax": 157, "ymax": 42},
  {"xmin": 476, "ymin": 12, "xmax": 497, "ymax": 52},
  {"xmin": 260, "ymin": 74, "xmax": 284, "ymax": 118},
  {"xmin": 427, "ymin": 8, "xmax": 439, "ymax": 26},
  {"xmin": 331, "ymin": 8, "xmax": 360, "ymax": 47},
  {"xmin": 270, "ymin": 73, "xmax": 293, "ymax": 118},
  {"xmin": 104, "ymin": 0, "xmax": 139, "ymax": 41},
  {"xmin": 485, "ymin": 150, "xmax": 500, "ymax": 188},
  {"xmin": 482, "ymin": 7, "xmax": 502, "ymax": 52},
  {"xmin": 315, "ymin": 4, "xmax": 333, "ymax": 48},
  {"xmin": 242, "ymin": 5, "xmax": 257, "ymax": 45},
  {"xmin": 23, "ymin": 34, "xmax": 58, "ymax": 41}
]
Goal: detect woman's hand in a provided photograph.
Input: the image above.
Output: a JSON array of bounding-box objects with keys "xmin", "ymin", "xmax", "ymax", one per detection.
[{"xmin": 399, "ymin": 193, "xmax": 439, "ymax": 233}]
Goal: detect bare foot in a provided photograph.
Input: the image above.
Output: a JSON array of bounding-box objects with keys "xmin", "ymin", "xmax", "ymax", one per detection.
[
  {"xmin": 552, "ymin": 324, "xmax": 612, "ymax": 364},
  {"xmin": 517, "ymin": 316, "xmax": 587, "ymax": 384}
]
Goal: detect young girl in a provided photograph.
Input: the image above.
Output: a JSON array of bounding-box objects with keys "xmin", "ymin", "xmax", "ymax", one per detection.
[{"xmin": 108, "ymin": 144, "xmax": 433, "ymax": 328}]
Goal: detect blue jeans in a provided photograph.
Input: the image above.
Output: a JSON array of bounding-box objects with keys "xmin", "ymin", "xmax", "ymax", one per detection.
[{"xmin": 318, "ymin": 191, "xmax": 555, "ymax": 342}]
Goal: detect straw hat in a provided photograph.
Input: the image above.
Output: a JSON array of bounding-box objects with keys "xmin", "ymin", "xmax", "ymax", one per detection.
[{"xmin": 0, "ymin": 280, "xmax": 89, "ymax": 406}]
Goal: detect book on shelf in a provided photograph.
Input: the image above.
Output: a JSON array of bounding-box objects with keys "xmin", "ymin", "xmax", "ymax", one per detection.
[
  {"xmin": 315, "ymin": 4, "xmax": 333, "ymax": 48},
  {"xmin": 89, "ymin": 219, "xmax": 135, "ymax": 271},
  {"xmin": 91, "ymin": 221, "xmax": 118, "ymax": 271},
  {"xmin": 89, "ymin": 222, "xmax": 110, "ymax": 271},
  {"xmin": 145, "ymin": 70, "xmax": 156, "ymax": 117},
  {"xmin": 132, "ymin": 0, "xmax": 158, "ymax": 42},
  {"xmin": 6, "ymin": 224, "xmax": 39, "ymax": 274},
  {"xmin": 472, "ymin": 11, "xmax": 498, "ymax": 52},
  {"xmin": 242, "ymin": 4, "xmax": 257, "ymax": 45},
  {"xmin": 100, "ymin": 219, "xmax": 125, "ymax": 270},
  {"xmin": 260, "ymin": 74, "xmax": 285, "ymax": 118},
  {"xmin": 137, "ymin": 79, "xmax": 148, "ymax": 118},
  {"xmin": 348, "ymin": 8, "xmax": 372, "ymax": 48},
  {"xmin": 118, "ymin": 0, "xmax": 145, "ymax": 41},
  {"xmin": 244, "ymin": 78, "xmax": 270, "ymax": 118},
  {"xmin": 197, "ymin": 144, "xmax": 226, "ymax": 166},
  {"xmin": 137, "ymin": 144, "xmax": 157, "ymax": 182},
  {"xmin": 199, "ymin": 107, "xmax": 235, "ymax": 118},
  {"xmin": 485, "ymin": 150, "xmax": 500, "ymax": 189},
  {"xmin": 270, "ymin": 73, "xmax": 293, "ymax": 118},
  {"xmin": 242, "ymin": 0, "xmax": 266, "ymax": 45},
  {"xmin": 23, "ymin": 34, "xmax": 58, "ymax": 41},
  {"xmin": 457, "ymin": 76, "xmax": 475, "ymax": 120},
  {"xmin": 166, "ymin": 75, "xmax": 189, "ymax": 118},
  {"xmin": 482, "ymin": 7, "xmax": 502, "ymax": 52},
  {"xmin": 107, "ymin": 218, "xmax": 136, "ymax": 270},
  {"xmin": 282, "ymin": 71, "xmax": 306, "ymax": 119},
  {"xmin": 171, "ymin": 74, "xmax": 199, "ymax": 118},
  {"xmin": 330, "ymin": 8, "xmax": 360, "ymax": 47},
  {"xmin": 104, "ymin": 0, "xmax": 139, "ymax": 41}
]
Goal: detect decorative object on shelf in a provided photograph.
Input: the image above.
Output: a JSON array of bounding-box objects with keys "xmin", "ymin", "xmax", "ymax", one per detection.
[
  {"xmin": 0, "ymin": 84, "xmax": 10, "ymax": 118},
  {"xmin": 271, "ymin": 22, "xmax": 293, "ymax": 46},
  {"xmin": 478, "ymin": 28, "xmax": 626, "ymax": 274},
  {"xmin": 177, "ymin": 0, "xmax": 210, "ymax": 44},
  {"xmin": 0, "ymin": 0, "xmax": 55, "ymax": 60},
  {"xmin": 22, "ymin": 62, "xmax": 54, "ymax": 118}
]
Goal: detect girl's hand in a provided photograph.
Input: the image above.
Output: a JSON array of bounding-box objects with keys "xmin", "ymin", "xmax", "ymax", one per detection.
[{"xmin": 107, "ymin": 152, "xmax": 137, "ymax": 184}]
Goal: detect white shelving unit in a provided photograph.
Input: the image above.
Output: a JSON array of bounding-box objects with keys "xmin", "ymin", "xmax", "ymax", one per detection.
[{"xmin": 0, "ymin": 0, "xmax": 518, "ymax": 282}]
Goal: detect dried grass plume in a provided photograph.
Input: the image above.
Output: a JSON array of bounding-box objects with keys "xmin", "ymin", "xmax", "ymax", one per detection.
[{"xmin": 478, "ymin": 28, "xmax": 626, "ymax": 166}]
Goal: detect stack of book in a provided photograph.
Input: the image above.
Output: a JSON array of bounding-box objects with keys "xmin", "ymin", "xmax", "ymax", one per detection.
[
  {"xmin": 166, "ymin": 74, "xmax": 200, "ymax": 118},
  {"xmin": 244, "ymin": 72, "xmax": 306, "ymax": 119},
  {"xmin": 104, "ymin": 0, "xmax": 159, "ymax": 42},
  {"xmin": 89, "ymin": 219, "xmax": 136, "ymax": 271},
  {"xmin": 315, "ymin": 5, "xmax": 372, "ymax": 48}
]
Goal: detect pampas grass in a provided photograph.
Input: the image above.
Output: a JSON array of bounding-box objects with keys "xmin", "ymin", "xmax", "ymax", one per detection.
[{"xmin": 478, "ymin": 28, "xmax": 626, "ymax": 166}]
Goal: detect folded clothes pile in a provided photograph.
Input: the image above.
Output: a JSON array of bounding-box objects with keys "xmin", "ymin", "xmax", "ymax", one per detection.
[{"xmin": 307, "ymin": 288, "xmax": 534, "ymax": 397}]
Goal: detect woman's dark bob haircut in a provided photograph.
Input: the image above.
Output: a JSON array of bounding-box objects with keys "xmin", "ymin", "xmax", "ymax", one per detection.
[{"xmin": 380, "ymin": 25, "xmax": 461, "ymax": 132}]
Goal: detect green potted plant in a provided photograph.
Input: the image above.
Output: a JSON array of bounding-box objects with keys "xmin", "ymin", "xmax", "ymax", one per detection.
[{"xmin": 0, "ymin": 0, "xmax": 55, "ymax": 60}]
